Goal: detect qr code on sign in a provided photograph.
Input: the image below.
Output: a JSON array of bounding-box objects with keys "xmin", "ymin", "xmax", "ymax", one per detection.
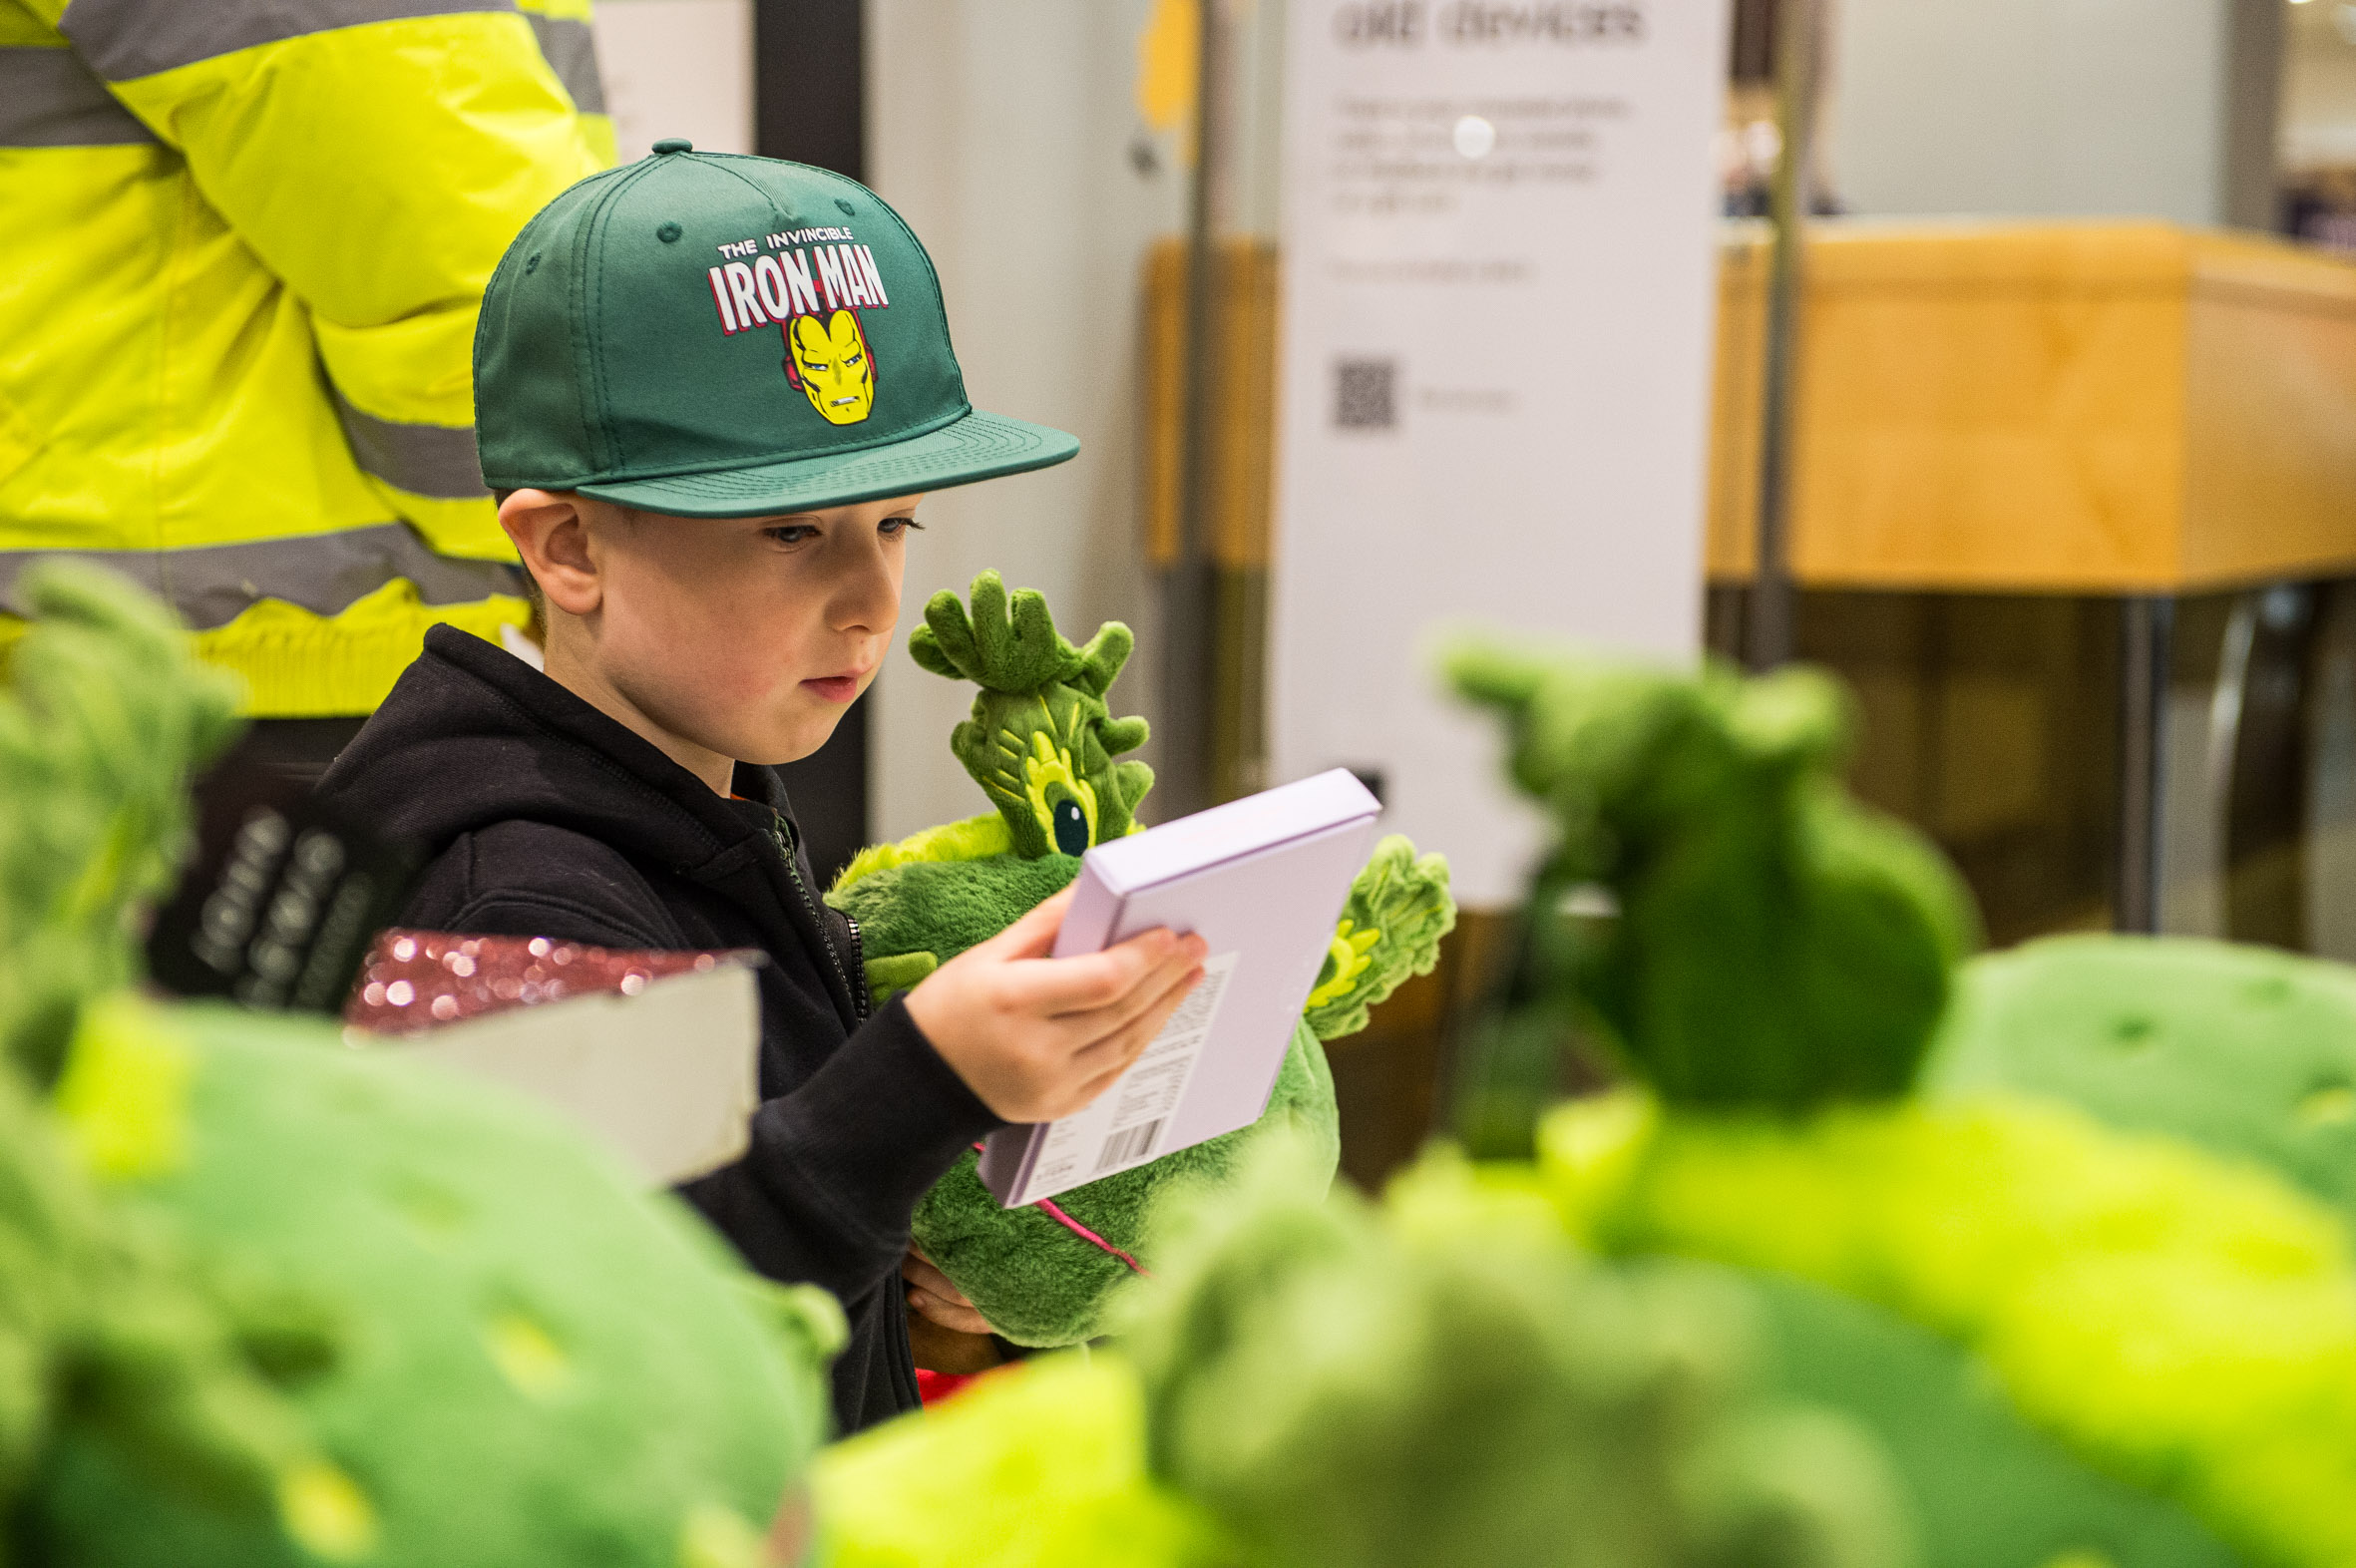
[{"xmin": 1334, "ymin": 358, "xmax": 1397, "ymax": 430}]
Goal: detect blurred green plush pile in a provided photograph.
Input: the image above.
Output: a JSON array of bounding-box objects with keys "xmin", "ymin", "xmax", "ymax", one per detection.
[
  {"xmin": 0, "ymin": 565, "xmax": 839, "ymax": 1568},
  {"xmin": 1446, "ymin": 639, "xmax": 2356, "ymax": 1568},
  {"xmin": 826, "ymin": 572, "xmax": 1456, "ymax": 1346},
  {"xmin": 21, "ymin": 559, "xmax": 2353, "ymax": 1568},
  {"xmin": 821, "ymin": 638, "xmax": 2356, "ymax": 1568},
  {"xmin": 817, "ymin": 1134, "xmax": 1914, "ymax": 1568}
]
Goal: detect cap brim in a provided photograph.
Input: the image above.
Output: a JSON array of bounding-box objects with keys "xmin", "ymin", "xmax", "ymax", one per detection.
[{"xmin": 572, "ymin": 409, "xmax": 1079, "ymax": 519}]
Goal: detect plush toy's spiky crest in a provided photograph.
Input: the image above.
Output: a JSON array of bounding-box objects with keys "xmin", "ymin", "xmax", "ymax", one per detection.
[{"xmin": 910, "ymin": 571, "xmax": 1153, "ymax": 859}]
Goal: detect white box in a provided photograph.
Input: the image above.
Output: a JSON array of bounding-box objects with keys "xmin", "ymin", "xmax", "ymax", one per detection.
[{"xmin": 980, "ymin": 769, "xmax": 1380, "ymax": 1207}]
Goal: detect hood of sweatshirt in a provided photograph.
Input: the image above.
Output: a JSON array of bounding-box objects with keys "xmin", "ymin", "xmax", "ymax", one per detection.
[{"xmin": 314, "ymin": 623, "xmax": 864, "ymax": 1029}]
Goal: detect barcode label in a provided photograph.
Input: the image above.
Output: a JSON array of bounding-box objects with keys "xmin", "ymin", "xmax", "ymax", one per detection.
[{"xmin": 1095, "ymin": 1118, "xmax": 1163, "ymax": 1174}]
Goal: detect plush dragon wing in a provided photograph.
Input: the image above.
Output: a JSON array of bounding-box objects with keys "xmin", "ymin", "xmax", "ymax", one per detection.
[
  {"xmin": 1302, "ymin": 836, "xmax": 1455, "ymax": 1042},
  {"xmin": 910, "ymin": 571, "xmax": 1152, "ymax": 860}
]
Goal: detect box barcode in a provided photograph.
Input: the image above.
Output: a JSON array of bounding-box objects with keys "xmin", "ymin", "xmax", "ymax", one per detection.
[{"xmin": 1095, "ymin": 1119, "xmax": 1163, "ymax": 1173}]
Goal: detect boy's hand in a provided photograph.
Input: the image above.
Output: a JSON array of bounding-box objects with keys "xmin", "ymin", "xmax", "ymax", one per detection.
[
  {"xmin": 903, "ymin": 1247, "xmax": 992, "ymax": 1337},
  {"xmin": 906, "ymin": 887, "xmax": 1207, "ymax": 1124}
]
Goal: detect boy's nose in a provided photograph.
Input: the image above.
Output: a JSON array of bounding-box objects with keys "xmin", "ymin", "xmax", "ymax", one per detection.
[{"xmin": 830, "ymin": 551, "xmax": 899, "ymax": 633}]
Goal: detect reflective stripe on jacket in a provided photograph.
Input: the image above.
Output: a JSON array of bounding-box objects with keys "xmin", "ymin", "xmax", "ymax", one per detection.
[{"xmin": 0, "ymin": 0, "xmax": 611, "ymax": 714}]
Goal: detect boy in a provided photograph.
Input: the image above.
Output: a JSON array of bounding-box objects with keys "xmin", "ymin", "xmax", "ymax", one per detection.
[{"xmin": 315, "ymin": 145, "xmax": 1205, "ymax": 1433}]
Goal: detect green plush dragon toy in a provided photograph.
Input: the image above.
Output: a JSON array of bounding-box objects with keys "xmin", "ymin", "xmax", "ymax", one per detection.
[
  {"xmin": 1443, "ymin": 639, "xmax": 2356, "ymax": 1568},
  {"xmin": 1, "ymin": 564, "xmax": 840, "ymax": 1568},
  {"xmin": 826, "ymin": 572, "xmax": 1455, "ymax": 1345},
  {"xmin": 1444, "ymin": 646, "xmax": 1980, "ymax": 1150}
]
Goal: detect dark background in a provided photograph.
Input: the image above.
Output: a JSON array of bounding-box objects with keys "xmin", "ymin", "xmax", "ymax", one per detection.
[{"xmin": 757, "ymin": 0, "xmax": 872, "ymax": 885}]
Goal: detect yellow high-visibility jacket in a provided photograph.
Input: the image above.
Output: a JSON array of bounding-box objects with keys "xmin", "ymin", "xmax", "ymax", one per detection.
[{"xmin": 0, "ymin": 0, "xmax": 612, "ymax": 714}]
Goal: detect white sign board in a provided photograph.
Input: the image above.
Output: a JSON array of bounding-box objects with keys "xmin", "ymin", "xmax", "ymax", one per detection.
[{"xmin": 1268, "ymin": 0, "xmax": 1731, "ymax": 907}]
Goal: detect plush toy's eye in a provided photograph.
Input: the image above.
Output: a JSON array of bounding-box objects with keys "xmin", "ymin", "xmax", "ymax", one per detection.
[{"xmin": 1052, "ymin": 797, "xmax": 1090, "ymax": 857}]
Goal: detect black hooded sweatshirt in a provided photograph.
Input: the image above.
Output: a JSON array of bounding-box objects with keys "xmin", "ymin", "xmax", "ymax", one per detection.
[{"xmin": 313, "ymin": 624, "xmax": 1000, "ymax": 1434}]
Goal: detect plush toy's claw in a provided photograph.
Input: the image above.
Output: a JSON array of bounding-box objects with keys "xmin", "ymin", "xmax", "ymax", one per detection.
[
  {"xmin": 862, "ymin": 951, "xmax": 939, "ymax": 1012},
  {"xmin": 1071, "ymin": 621, "xmax": 1135, "ymax": 701},
  {"xmin": 910, "ymin": 571, "xmax": 1091, "ymax": 697},
  {"xmin": 1108, "ymin": 758, "xmax": 1155, "ymax": 826},
  {"xmin": 1302, "ymin": 836, "xmax": 1455, "ymax": 1042},
  {"xmin": 1439, "ymin": 641, "xmax": 1553, "ymax": 714},
  {"xmin": 1097, "ymin": 715, "xmax": 1149, "ymax": 758}
]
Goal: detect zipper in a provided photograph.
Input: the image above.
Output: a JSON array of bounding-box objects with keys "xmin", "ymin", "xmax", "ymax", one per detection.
[
  {"xmin": 843, "ymin": 910, "xmax": 869, "ymax": 1021},
  {"xmin": 771, "ymin": 819, "xmax": 867, "ymax": 1023}
]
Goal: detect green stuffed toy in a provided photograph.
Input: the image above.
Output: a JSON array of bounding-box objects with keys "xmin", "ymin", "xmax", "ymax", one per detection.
[
  {"xmin": 1922, "ymin": 933, "xmax": 2356, "ymax": 1225},
  {"xmin": 826, "ymin": 572, "xmax": 1454, "ymax": 1346},
  {"xmin": 813, "ymin": 1133, "xmax": 1914, "ymax": 1568},
  {"xmin": 1445, "ymin": 643, "xmax": 1979, "ymax": 1131},
  {"xmin": 1448, "ymin": 641, "xmax": 2356, "ymax": 1568},
  {"xmin": 37, "ymin": 995, "xmax": 842, "ymax": 1568},
  {"xmin": 0, "ymin": 1003, "xmax": 335, "ymax": 1568},
  {"xmin": 0, "ymin": 562, "xmax": 330, "ymax": 1562},
  {"xmin": 0, "ymin": 563, "xmax": 844, "ymax": 1568}
]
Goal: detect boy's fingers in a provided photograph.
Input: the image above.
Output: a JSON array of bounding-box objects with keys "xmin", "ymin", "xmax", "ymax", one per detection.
[
  {"xmin": 1067, "ymin": 965, "xmax": 1201, "ymax": 1074},
  {"xmin": 1028, "ymin": 967, "xmax": 1200, "ymax": 1119},
  {"xmin": 1057, "ymin": 1063, "xmax": 1131, "ymax": 1116},
  {"xmin": 1050, "ymin": 947, "xmax": 1203, "ymax": 1045},
  {"xmin": 1056, "ymin": 970, "xmax": 1191, "ymax": 1107},
  {"xmin": 903, "ymin": 1252, "xmax": 973, "ymax": 1308},
  {"xmin": 907, "ymin": 1286, "xmax": 991, "ymax": 1336},
  {"xmin": 1010, "ymin": 928, "xmax": 1202, "ymax": 1016}
]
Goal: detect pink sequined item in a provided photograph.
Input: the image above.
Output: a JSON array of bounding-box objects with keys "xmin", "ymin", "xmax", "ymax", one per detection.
[{"xmin": 344, "ymin": 930, "xmax": 759, "ymax": 1034}]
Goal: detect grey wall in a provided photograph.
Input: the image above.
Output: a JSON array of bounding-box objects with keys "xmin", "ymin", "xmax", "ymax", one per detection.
[
  {"xmin": 864, "ymin": 0, "xmax": 1185, "ymax": 841},
  {"xmin": 1827, "ymin": 0, "xmax": 2279, "ymax": 226}
]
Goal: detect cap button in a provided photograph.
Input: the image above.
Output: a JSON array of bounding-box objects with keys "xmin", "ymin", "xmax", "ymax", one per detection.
[{"xmin": 651, "ymin": 138, "xmax": 693, "ymax": 156}]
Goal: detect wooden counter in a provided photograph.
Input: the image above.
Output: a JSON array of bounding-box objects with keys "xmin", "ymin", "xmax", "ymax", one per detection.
[{"xmin": 1709, "ymin": 220, "xmax": 2356, "ymax": 593}]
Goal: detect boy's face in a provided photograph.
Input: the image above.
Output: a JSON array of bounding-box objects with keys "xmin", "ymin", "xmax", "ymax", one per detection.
[{"xmin": 509, "ymin": 491, "xmax": 921, "ymax": 775}]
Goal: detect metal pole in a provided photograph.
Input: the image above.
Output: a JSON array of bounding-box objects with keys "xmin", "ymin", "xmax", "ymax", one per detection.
[
  {"xmin": 1160, "ymin": 0, "xmax": 1227, "ymax": 819},
  {"xmin": 1745, "ymin": 0, "xmax": 1814, "ymax": 672},
  {"xmin": 2115, "ymin": 595, "xmax": 2173, "ymax": 933}
]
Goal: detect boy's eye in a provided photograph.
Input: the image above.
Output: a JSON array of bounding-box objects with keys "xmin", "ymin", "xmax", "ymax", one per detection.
[{"xmin": 765, "ymin": 525, "xmax": 819, "ymax": 546}]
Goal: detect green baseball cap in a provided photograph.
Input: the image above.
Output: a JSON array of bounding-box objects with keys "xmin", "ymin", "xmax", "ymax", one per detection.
[{"xmin": 474, "ymin": 143, "xmax": 1078, "ymax": 517}]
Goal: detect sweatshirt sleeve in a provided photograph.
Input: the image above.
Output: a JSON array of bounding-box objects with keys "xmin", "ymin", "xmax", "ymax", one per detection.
[
  {"xmin": 407, "ymin": 826, "xmax": 1001, "ymax": 1315},
  {"xmin": 679, "ymin": 997, "xmax": 1003, "ymax": 1311}
]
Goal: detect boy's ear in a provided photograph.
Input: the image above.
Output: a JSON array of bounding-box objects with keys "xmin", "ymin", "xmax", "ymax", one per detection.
[{"xmin": 499, "ymin": 491, "xmax": 600, "ymax": 617}]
